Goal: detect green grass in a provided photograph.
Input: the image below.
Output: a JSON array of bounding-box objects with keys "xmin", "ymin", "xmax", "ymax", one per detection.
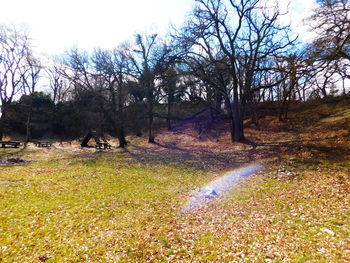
[
  {"xmin": 0, "ymin": 146, "xmax": 349, "ymax": 262},
  {"xmin": 0, "ymin": 150, "xmax": 206, "ymax": 262}
]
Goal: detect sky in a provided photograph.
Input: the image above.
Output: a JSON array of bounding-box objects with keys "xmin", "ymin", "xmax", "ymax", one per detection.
[{"xmin": 0, "ymin": 0, "xmax": 318, "ymax": 56}]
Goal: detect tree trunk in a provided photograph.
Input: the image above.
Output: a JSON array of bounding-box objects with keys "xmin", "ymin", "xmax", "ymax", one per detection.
[
  {"xmin": 284, "ymin": 93, "xmax": 292, "ymax": 120},
  {"xmin": 25, "ymin": 112, "xmax": 32, "ymax": 143},
  {"xmin": 215, "ymin": 94, "xmax": 222, "ymax": 114},
  {"xmin": 279, "ymin": 92, "xmax": 292, "ymax": 121},
  {"xmin": 49, "ymin": 104, "xmax": 56, "ymax": 138},
  {"xmin": 81, "ymin": 130, "xmax": 92, "ymax": 147},
  {"xmin": 0, "ymin": 114, "xmax": 5, "ymax": 141},
  {"xmin": 0, "ymin": 121, "xmax": 4, "ymax": 141},
  {"xmin": 270, "ymin": 88, "xmax": 274, "ymax": 101},
  {"xmin": 279, "ymin": 81, "xmax": 295, "ymax": 121},
  {"xmin": 117, "ymin": 86, "xmax": 127, "ymax": 148},
  {"xmin": 233, "ymin": 86, "xmax": 244, "ymax": 142},
  {"xmin": 297, "ymin": 87, "xmax": 302, "ymax": 101},
  {"xmin": 209, "ymin": 107, "xmax": 215, "ymax": 122},
  {"xmin": 321, "ymin": 77, "xmax": 328, "ymax": 98},
  {"xmin": 261, "ymin": 89, "xmax": 265, "ymax": 102},
  {"xmin": 25, "ymin": 97, "xmax": 34, "ymax": 146},
  {"xmin": 148, "ymin": 114, "xmax": 155, "ymax": 143},
  {"xmin": 167, "ymin": 100, "xmax": 171, "ymax": 130},
  {"xmin": 225, "ymin": 97, "xmax": 235, "ymax": 142},
  {"xmin": 279, "ymin": 97, "xmax": 287, "ymax": 121},
  {"xmin": 117, "ymin": 128, "xmax": 127, "ymax": 148},
  {"xmin": 0, "ymin": 102, "xmax": 8, "ymax": 141},
  {"xmin": 148, "ymin": 100, "xmax": 155, "ymax": 143}
]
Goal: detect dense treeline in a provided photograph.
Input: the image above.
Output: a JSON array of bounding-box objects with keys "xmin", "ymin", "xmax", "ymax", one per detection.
[{"xmin": 0, "ymin": 0, "xmax": 349, "ymax": 146}]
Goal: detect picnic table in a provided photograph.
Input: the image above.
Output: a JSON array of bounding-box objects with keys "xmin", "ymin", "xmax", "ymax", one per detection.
[
  {"xmin": 0, "ymin": 141, "xmax": 21, "ymax": 148},
  {"xmin": 34, "ymin": 141, "xmax": 52, "ymax": 148},
  {"xmin": 95, "ymin": 142, "xmax": 111, "ymax": 149}
]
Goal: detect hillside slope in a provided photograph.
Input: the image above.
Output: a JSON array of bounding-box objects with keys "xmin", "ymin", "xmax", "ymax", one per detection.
[{"xmin": 132, "ymin": 96, "xmax": 350, "ymax": 168}]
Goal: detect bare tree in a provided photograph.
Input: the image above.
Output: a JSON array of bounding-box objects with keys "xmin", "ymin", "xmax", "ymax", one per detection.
[
  {"xmin": 161, "ymin": 66, "xmax": 184, "ymax": 130},
  {"xmin": 62, "ymin": 47, "xmax": 129, "ymax": 147},
  {"xmin": 310, "ymin": 0, "xmax": 350, "ymax": 62},
  {"xmin": 91, "ymin": 48, "xmax": 128, "ymax": 147},
  {"xmin": 46, "ymin": 61, "xmax": 71, "ymax": 104},
  {"xmin": 63, "ymin": 48, "xmax": 93, "ymax": 94},
  {"xmin": 175, "ymin": 0, "xmax": 296, "ymax": 141},
  {"xmin": 20, "ymin": 53, "xmax": 42, "ymax": 143},
  {"xmin": 61, "ymin": 48, "xmax": 104, "ymax": 140},
  {"xmin": 335, "ymin": 60, "xmax": 350, "ymax": 94},
  {"xmin": 0, "ymin": 25, "xmax": 29, "ymax": 140},
  {"xmin": 306, "ymin": 0, "xmax": 350, "ymax": 95},
  {"xmin": 125, "ymin": 33, "xmax": 174, "ymax": 143}
]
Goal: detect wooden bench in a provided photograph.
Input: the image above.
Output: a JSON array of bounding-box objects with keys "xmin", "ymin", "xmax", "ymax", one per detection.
[
  {"xmin": 0, "ymin": 141, "xmax": 21, "ymax": 148},
  {"xmin": 34, "ymin": 141, "xmax": 52, "ymax": 148},
  {"xmin": 95, "ymin": 142, "xmax": 111, "ymax": 149}
]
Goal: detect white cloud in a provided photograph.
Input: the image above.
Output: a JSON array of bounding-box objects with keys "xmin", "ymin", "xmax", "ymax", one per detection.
[
  {"xmin": 0, "ymin": 0, "xmax": 194, "ymax": 55},
  {"xmin": 0, "ymin": 0, "xmax": 318, "ymax": 55},
  {"xmin": 287, "ymin": 0, "xmax": 318, "ymax": 43}
]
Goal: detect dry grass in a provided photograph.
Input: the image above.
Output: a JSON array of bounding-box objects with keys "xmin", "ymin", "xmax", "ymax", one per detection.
[{"xmin": 0, "ymin": 99, "xmax": 349, "ymax": 262}]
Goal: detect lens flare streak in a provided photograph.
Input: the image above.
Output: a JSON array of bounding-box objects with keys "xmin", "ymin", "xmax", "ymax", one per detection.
[{"xmin": 182, "ymin": 163, "xmax": 263, "ymax": 212}]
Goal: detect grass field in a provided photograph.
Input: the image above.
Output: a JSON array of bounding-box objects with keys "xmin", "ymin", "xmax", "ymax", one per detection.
[{"xmin": 1, "ymin": 100, "xmax": 350, "ymax": 262}]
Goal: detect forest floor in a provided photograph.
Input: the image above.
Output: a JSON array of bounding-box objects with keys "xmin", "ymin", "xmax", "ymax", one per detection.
[{"xmin": 0, "ymin": 98, "xmax": 349, "ymax": 262}]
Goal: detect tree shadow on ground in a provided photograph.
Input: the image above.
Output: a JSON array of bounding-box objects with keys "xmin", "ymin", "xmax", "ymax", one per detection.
[
  {"xmin": 244, "ymin": 137, "xmax": 350, "ymax": 163},
  {"xmin": 122, "ymin": 143, "xmax": 249, "ymax": 171},
  {"xmin": 58, "ymin": 132, "xmax": 349, "ymax": 170}
]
